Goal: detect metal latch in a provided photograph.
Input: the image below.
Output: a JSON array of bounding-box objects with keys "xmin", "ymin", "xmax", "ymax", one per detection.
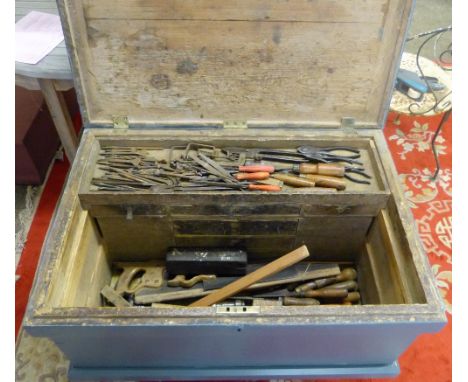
[
  {"xmin": 223, "ymin": 120, "xmax": 247, "ymax": 129},
  {"xmin": 113, "ymin": 116, "xmax": 129, "ymax": 129},
  {"xmin": 215, "ymin": 306, "xmax": 260, "ymax": 315}
]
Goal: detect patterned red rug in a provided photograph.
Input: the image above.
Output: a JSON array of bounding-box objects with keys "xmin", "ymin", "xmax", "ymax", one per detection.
[{"xmin": 15, "ymin": 112, "xmax": 451, "ymax": 381}]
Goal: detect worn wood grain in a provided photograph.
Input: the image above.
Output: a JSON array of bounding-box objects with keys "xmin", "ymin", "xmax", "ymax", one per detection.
[
  {"xmin": 60, "ymin": 0, "xmax": 410, "ymax": 128},
  {"xmin": 83, "ymin": 0, "xmax": 388, "ymax": 23},
  {"xmin": 365, "ymin": 214, "xmax": 405, "ymax": 304}
]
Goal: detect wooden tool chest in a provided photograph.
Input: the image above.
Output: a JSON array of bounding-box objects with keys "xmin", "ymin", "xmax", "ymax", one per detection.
[{"xmin": 24, "ymin": 0, "xmax": 446, "ymax": 380}]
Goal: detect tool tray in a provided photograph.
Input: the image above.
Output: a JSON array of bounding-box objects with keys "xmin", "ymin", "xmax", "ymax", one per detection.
[
  {"xmin": 78, "ymin": 131, "xmax": 390, "ymax": 259},
  {"xmin": 23, "ymin": 0, "xmax": 446, "ymax": 379}
]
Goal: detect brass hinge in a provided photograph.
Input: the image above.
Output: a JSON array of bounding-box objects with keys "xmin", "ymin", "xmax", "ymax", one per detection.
[
  {"xmin": 113, "ymin": 116, "xmax": 129, "ymax": 129},
  {"xmin": 341, "ymin": 117, "xmax": 356, "ymax": 134},
  {"xmin": 341, "ymin": 117, "xmax": 356, "ymax": 128},
  {"xmin": 223, "ymin": 120, "xmax": 247, "ymax": 129}
]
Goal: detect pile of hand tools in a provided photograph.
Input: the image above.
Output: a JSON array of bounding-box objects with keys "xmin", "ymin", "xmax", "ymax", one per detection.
[
  {"xmin": 100, "ymin": 246, "xmax": 362, "ymax": 308},
  {"xmin": 91, "ymin": 143, "xmax": 371, "ymax": 192}
]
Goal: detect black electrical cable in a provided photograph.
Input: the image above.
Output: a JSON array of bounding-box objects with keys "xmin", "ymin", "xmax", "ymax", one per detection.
[{"xmin": 406, "ymin": 27, "xmax": 452, "ymax": 115}]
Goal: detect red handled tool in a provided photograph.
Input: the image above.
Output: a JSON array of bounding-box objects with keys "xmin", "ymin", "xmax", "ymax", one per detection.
[
  {"xmin": 239, "ymin": 165, "xmax": 275, "ymax": 173},
  {"xmin": 248, "ymin": 184, "xmax": 281, "ymax": 192},
  {"xmin": 235, "ymin": 172, "xmax": 270, "ymax": 181}
]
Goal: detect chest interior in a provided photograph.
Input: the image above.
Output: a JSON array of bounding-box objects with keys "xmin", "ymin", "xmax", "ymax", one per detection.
[{"xmin": 43, "ymin": 130, "xmax": 427, "ymax": 310}]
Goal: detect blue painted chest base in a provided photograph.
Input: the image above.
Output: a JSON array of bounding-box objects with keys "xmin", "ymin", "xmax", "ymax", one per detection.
[{"xmin": 69, "ymin": 361, "xmax": 399, "ymax": 380}]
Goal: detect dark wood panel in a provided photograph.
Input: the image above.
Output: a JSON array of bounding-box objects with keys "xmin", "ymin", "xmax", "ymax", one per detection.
[
  {"xmin": 173, "ymin": 219, "xmax": 299, "ymax": 235},
  {"xmin": 97, "ymin": 217, "xmax": 174, "ymax": 261}
]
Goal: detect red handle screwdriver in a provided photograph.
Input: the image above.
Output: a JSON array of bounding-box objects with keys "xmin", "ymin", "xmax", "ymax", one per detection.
[
  {"xmin": 248, "ymin": 184, "xmax": 281, "ymax": 192},
  {"xmin": 235, "ymin": 172, "xmax": 270, "ymax": 181},
  {"xmin": 239, "ymin": 165, "xmax": 275, "ymax": 173}
]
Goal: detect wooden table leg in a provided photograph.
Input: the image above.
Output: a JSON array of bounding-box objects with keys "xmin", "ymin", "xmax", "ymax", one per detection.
[{"xmin": 38, "ymin": 78, "xmax": 78, "ymax": 162}]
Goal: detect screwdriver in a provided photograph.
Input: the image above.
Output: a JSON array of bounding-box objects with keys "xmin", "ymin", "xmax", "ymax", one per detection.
[
  {"xmin": 239, "ymin": 165, "xmax": 275, "ymax": 173},
  {"xmin": 235, "ymin": 172, "xmax": 270, "ymax": 181}
]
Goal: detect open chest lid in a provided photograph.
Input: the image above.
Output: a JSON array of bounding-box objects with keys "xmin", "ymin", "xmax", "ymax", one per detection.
[{"xmin": 58, "ymin": 0, "xmax": 413, "ymax": 130}]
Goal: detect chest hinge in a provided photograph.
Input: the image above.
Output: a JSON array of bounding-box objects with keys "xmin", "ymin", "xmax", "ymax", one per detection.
[
  {"xmin": 112, "ymin": 116, "xmax": 129, "ymax": 129},
  {"xmin": 223, "ymin": 120, "xmax": 247, "ymax": 129},
  {"xmin": 341, "ymin": 117, "xmax": 356, "ymax": 133},
  {"xmin": 341, "ymin": 117, "xmax": 356, "ymax": 128}
]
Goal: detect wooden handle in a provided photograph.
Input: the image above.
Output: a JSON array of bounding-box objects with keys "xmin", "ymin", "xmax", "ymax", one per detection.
[
  {"xmin": 295, "ymin": 268, "xmax": 357, "ymax": 293},
  {"xmin": 235, "ymin": 172, "xmax": 270, "ymax": 180},
  {"xmin": 343, "ymin": 291, "xmax": 361, "ymax": 303},
  {"xmin": 248, "ymin": 184, "xmax": 281, "ymax": 192},
  {"xmin": 320, "ymin": 280, "xmax": 358, "ymax": 291},
  {"xmin": 295, "ymin": 276, "xmax": 335, "ymax": 293},
  {"xmin": 271, "ymin": 173, "xmax": 316, "ymax": 187},
  {"xmin": 189, "ymin": 246, "xmax": 310, "ymax": 307},
  {"xmin": 302, "ymin": 174, "xmax": 346, "ymax": 190},
  {"xmin": 302, "ymin": 288, "xmax": 348, "ymax": 299},
  {"xmin": 336, "ymin": 268, "xmax": 357, "ymax": 282},
  {"xmin": 283, "ymin": 297, "xmax": 320, "ymax": 306},
  {"xmin": 298, "ymin": 163, "xmax": 345, "ymax": 177},
  {"xmin": 239, "ymin": 165, "xmax": 275, "ymax": 173}
]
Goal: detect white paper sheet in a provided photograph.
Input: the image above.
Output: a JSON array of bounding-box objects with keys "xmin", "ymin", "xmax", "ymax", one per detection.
[{"xmin": 15, "ymin": 11, "xmax": 64, "ymax": 65}]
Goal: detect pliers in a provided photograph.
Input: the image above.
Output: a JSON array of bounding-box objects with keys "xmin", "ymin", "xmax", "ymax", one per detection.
[
  {"xmin": 342, "ymin": 166, "xmax": 372, "ymax": 184},
  {"xmin": 296, "ymin": 146, "xmax": 362, "ymax": 165},
  {"xmin": 295, "ymin": 146, "xmax": 370, "ymax": 184},
  {"xmin": 223, "ymin": 146, "xmax": 362, "ymax": 165}
]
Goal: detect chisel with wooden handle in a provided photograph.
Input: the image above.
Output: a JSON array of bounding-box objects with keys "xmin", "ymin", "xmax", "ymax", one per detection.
[
  {"xmin": 283, "ymin": 297, "xmax": 320, "ymax": 306},
  {"xmin": 295, "ymin": 268, "xmax": 357, "ymax": 293},
  {"xmin": 302, "ymin": 288, "xmax": 348, "ymax": 299},
  {"xmin": 271, "ymin": 173, "xmax": 316, "ymax": 187},
  {"xmin": 301, "ymin": 174, "xmax": 346, "ymax": 190},
  {"xmin": 254, "ymin": 288, "xmax": 348, "ymax": 299},
  {"xmin": 293, "ymin": 163, "xmax": 346, "ymax": 177},
  {"xmin": 319, "ymin": 280, "xmax": 358, "ymax": 291},
  {"xmin": 343, "ymin": 291, "xmax": 361, "ymax": 303}
]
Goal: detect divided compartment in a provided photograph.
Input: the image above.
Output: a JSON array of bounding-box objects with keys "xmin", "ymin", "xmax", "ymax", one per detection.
[
  {"xmin": 44, "ymin": 131, "xmax": 426, "ymax": 310},
  {"xmin": 44, "ymin": 194, "xmax": 426, "ymax": 309}
]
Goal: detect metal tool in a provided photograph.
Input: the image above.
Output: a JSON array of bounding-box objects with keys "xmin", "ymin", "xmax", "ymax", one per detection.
[
  {"xmin": 223, "ymin": 146, "xmax": 362, "ymax": 165},
  {"xmin": 296, "ymin": 146, "xmax": 362, "ymax": 165},
  {"xmin": 292, "ymin": 163, "xmax": 371, "ymax": 185},
  {"xmin": 92, "ymin": 143, "xmax": 371, "ymax": 191}
]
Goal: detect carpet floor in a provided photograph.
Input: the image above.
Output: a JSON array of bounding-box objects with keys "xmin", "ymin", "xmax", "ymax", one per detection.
[{"xmin": 15, "ymin": 111, "xmax": 452, "ymax": 382}]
